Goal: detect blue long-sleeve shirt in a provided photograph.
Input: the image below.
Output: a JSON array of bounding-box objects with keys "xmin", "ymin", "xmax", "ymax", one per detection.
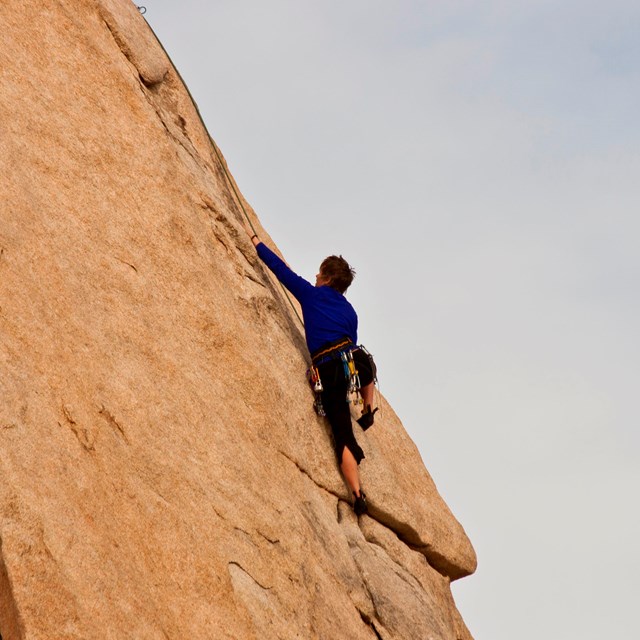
[{"xmin": 256, "ymin": 242, "xmax": 358, "ymax": 355}]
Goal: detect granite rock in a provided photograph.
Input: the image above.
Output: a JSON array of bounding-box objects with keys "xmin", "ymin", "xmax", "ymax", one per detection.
[{"xmin": 0, "ymin": 1, "xmax": 476, "ymax": 638}]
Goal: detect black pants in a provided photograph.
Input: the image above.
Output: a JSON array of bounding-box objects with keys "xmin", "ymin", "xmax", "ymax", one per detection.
[{"xmin": 317, "ymin": 348, "xmax": 375, "ymax": 465}]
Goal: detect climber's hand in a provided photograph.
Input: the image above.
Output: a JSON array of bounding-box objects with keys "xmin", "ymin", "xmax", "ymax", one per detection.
[{"xmin": 243, "ymin": 220, "xmax": 260, "ymax": 245}]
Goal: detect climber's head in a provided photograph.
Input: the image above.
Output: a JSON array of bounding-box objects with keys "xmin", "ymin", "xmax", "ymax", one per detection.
[{"xmin": 315, "ymin": 255, "xmax": 355, "ymax": 293}]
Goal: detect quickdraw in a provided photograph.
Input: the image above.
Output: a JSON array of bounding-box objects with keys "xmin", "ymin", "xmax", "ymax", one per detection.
[
  {"xmin": 341, "ymin": 349, "xmax": 362, "ymax": 406},
  {"xmin": 306, "ymin": 365, "xmax": 326, "ymax": 416}
]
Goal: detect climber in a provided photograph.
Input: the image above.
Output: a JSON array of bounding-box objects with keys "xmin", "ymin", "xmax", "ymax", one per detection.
[{"xmin": 245, "ymin": 227, "xmax": 378, "ymax": 516}]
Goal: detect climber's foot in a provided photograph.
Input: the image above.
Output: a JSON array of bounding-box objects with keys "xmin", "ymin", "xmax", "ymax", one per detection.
[
  {"xmin": 353, "ymin": 491, "xmax": 368, "ymax": 516},
  {"xmin": 357, "ymin": 405, "xmax": 378, "ymax": 430}
]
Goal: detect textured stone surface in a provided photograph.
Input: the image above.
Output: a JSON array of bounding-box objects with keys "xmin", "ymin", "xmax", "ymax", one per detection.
[{"xmin": 0, "ymin": 1, "xmax": 476, "ymax": 638}]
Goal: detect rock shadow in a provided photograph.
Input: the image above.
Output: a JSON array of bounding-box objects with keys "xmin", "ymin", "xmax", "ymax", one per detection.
[{"xmin": 0, "ymin": 536, "xmax": 24, "ymax": 640}]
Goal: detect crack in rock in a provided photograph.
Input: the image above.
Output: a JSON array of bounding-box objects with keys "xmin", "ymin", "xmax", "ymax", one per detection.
[
  {"xmin": 277, "ymin": 450, "xmax": 340, "ymax": 501},
  {"xmin": 278, "ymin": 451, "xmax": 462, "ymax": 581},
  {"xmin": 98, "ymin": 1, "xmax": 168, "ymax": 86},
  {"xmin": 141, "ymin": 88, "xmax": 202, "ymax": 167},
  {"xmin": 256, "ymin": 530, "xmax": 280, "ymax": 545},
  {"xmin": 60, "ymin": 404, "xmax": 95, "ymax": 453},
  {"xmin": 228, "ymin": 561, "xmax": 272, "ymax": 592},
  {"xmin": 358, "ymin": 610, "xmax": 384, "ymax": 640},
  {"xmin": 113, "ymin": 256, "xmax": 138, "ymax": 273},
  {"xmin": 98, "ymin": 405, "xmax": 130, "ymax": 445}
]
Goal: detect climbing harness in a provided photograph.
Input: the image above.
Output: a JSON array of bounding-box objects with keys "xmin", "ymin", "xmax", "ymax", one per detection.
[
  {"xmin": 311, "ymin": 337, "xmax": 354, "ymax": 365},
  {"xmin": 308, "ymin": 338, "xmax": 378, "ymax": 413}
]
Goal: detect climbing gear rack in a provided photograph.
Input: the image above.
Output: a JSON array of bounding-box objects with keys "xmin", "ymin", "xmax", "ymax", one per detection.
[{"xmin": 341, "ymin": 349, "xmax": 362, "ymax": 406}]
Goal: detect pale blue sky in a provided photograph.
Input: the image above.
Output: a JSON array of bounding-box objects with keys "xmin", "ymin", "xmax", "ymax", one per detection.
[{"xmin": 145, "ymin": 2, "xmax": 639, "ymax": 637}]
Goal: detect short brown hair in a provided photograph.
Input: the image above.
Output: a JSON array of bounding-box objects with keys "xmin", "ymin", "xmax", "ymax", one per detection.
[{"xmin": 320, "ymin": 255, "xmax": 355, "ymax": 293}]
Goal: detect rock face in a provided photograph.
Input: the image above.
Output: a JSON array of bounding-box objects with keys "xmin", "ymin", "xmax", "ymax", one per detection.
[{"xmin": 0, "ymin": 1, "xmax": 476, "ymax": 638}]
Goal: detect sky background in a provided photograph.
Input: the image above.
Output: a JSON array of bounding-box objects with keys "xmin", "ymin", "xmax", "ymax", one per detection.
[{"xmin": 144, "ymin": 2, "xmax": 639, "ymax": 638}]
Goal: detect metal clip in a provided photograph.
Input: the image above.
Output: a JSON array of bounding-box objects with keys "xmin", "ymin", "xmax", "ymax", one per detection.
[
  {"xmin": 313, "ymin": 396, "xmax": 326, "ymax": 417},
  {"xmin": 309, "ymin": 366, "xmax": 323, "ymax": 392}
]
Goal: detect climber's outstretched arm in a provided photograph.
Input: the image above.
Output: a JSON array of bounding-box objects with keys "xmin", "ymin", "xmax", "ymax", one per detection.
[{"xmin": 243, "ymin": 225, "xmax": 314, "ymax": 302}]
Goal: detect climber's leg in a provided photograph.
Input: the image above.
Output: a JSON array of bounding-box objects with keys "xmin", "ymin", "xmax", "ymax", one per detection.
[
  {"xmin": 317, "ymin": 357, "xmax": 367, "ymax": 515},
  {"xmin": 319, "ymin": 359, "xmax": 365, "ymax": 466},
  {"xmin": 352, "ymin": 349, "xmax": 378, "ymax": 429},
  {"xmin": 340, "ymin": 446, "xmax": 361, "ymax": 496},
  {"xmin": 356, "ymin": 381, "xmax": 378, "ymax": 430},
  {"xmin": 341, "ymin": 446, "xmax": 368, "ymax": 515},
  {"xmin": 360, "ymin": 381, "xmax": 375, "ymax": 411}
]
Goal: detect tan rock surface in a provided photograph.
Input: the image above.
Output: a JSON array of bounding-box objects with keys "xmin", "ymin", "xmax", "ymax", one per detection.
[{"xmin": 0, "ymin": 1, "xmax": 476, "ymax": 638}]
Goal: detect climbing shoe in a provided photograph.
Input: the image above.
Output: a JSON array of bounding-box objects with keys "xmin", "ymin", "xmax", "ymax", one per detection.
[
  {"xmin": 353, "ymin": 491, "xmax": 368, "ymax": 516},
  {"xmin": 356, "ymin": 405, "xmax": 378, "ymax": 431}
]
